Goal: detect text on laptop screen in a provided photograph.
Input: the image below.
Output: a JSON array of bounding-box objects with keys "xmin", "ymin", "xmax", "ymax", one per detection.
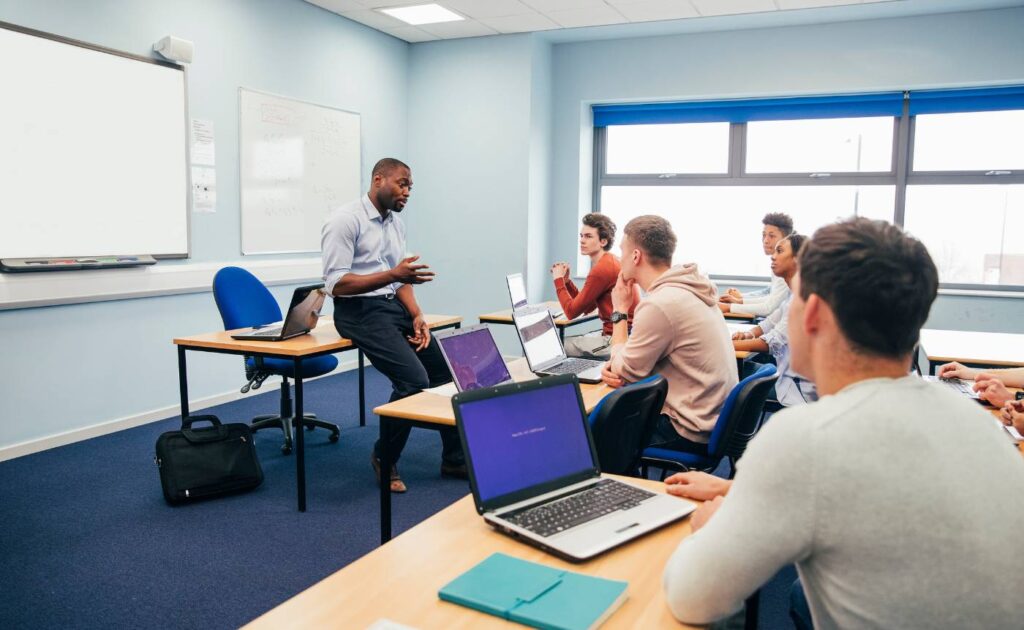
[
  {"xmin": 515, "ymin": 310, "xmax": 563, "ymax": 368},
  {"xmin": 460, "ymin": 381, "xmax": 595, "ymax": 502},
  {"xmin": 507, "ymin": 274, "xmax": 528, "ymax": 309},
  {"xmin": 438, "ymin": 328, "xmax": 511, "ymax": 391}
]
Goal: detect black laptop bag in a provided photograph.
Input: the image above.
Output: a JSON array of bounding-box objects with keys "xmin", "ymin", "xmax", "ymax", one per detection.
[{"xmin": 155, "ymin": 415, "xmax": 264, "ymax": 505}]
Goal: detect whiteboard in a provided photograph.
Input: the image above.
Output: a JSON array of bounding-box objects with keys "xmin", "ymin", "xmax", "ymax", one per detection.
[
  {"xmin": 239, "ymin": 89, "xmax": 361, "ymax": 255},
  {"xmin": 0, "ymin": 23, "xmax": 189, "ymax": 260}
]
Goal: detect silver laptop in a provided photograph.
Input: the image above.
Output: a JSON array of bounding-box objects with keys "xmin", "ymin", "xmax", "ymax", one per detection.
[
  {"xmin": 506, "ymin": 272, "xmax": 562, "ymax": 319},
  {"xmin": 230, "ymin": 284, "xmax": 325, "ymax": 341},
  {"xmin": 452, "ymin": 374, "xmax": 694, "ymax": 562},
  {"xmin": 921, "ymin": 375, "xmax": 982, "ymax": 402},
  {"xmin": 512, "ymin": 308, "xmax": 604, "ymax": 384},
  {"xmin": 435, "ymin": 324, "xmax": 514, "ymax": 392}
]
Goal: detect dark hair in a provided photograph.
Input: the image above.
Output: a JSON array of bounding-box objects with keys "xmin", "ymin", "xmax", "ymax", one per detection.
[
  {"xmin": 798, "ymin": 218, "xmax": 937, "ymax": 358},
  {"xmin": 623, "ymin": 215, "xmax": 676, "ymax": 267},
  {"xmin": 581, "ymin": 213, "xmax": 616, "ymax": 251},
  {"xmin": 784, "ymin": 233, "xmax": 808, "ymax": 258},
  {"xmin": 763, "ymin": 212, "xmax": 794, "ymax": 236},
  {"xmin": 372, "ymin": 158, "xmax": 410, "ymax": 178}
]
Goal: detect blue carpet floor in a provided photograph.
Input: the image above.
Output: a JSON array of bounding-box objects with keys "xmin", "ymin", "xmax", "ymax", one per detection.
[{"xmin": 0, "ymin": 367, "xmax": 796, "ymax": 629}]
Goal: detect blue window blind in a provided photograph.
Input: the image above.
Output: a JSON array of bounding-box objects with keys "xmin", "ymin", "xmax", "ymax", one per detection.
[
  {"xmin": 908, "ymin": 85, "xmax": 1024, "ymax": 116},
  {"xmin": 592, "ymin": 92, "xmax": 904, "ymax": 127}
]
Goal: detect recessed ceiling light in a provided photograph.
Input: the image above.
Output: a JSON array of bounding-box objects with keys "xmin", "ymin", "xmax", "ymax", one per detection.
[{"xmin": 378, "ymin": 3, "xmax": 464, "ymax": 26}]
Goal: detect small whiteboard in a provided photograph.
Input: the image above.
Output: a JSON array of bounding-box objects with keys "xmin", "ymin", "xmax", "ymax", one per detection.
[{"xmin": 239, "ymin": 89, "xmax": 361, "ymax": 254}]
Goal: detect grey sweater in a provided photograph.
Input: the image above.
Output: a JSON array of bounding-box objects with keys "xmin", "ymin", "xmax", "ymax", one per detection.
[{"xmin": 663, "ymin": 376, "xmax": 1024, "ymax": 628}]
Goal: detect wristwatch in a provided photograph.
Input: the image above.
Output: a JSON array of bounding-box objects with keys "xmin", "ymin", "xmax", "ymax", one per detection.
[
  {"xmin": 1016, "ymin": 391, "xmax": 1024, "ymax": 401},
  {"xmin": 610, "ymin": 311, "xmax": 628, "ymax": 324}
]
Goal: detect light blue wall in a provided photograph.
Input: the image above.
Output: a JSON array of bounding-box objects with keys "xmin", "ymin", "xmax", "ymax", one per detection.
[
  {"xmin": 547, "ymin": 7, "xmax": 1024, "ymax": 332},
  {"xmin": 0, "ymin": 0, "xmax": 408, "ymax": 450}
]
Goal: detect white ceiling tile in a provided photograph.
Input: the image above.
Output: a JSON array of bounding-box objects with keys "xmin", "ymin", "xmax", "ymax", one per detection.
[
  {"xmin": 340, "ymin": 9, "xmax": 409, "ymax": 29},
  {"xmin": 613, "ymin": 1, "xmax": 699, "ymax": 23},
  {"xmin": 440, "ymin": 0, "xmax": 534, "ymax": 19},
  {"xmin": 381, "ymin": 25, "xmax": 442, "ymax": 41},
  {"xmin": 546, "ymin": 4, "xmax": 628, "ymax": 27},
  {"xmin": 364, "ymin": 0, "xmax": 446, "ymax": 7},
  {"xmin": 690, "ymin": 0, "xmax": 776, "ymax": 16},
  {"xmin": 479, "ymin": 12, "xmax": 561, "ymax": 32},
  {"xmin": 775, "ymin": 0, "xmax": 859, "ymax": 9},
  {"xmin": 521, "ymin": 0, "xmax": 611, "ymax": 12},
  {"xmin": 417, "ymin": 19, "xmax": 501, "ymax": 37},
  {"xmin": 306, "ymin": 0, "xmax": 369, "ymax": 13}
]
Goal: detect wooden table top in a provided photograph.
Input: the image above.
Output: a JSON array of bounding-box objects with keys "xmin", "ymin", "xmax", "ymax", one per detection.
[
  {"xmin": 244, "ymin": 474, "xmax": 698, "ymax": 630},
  {"xmin": 173, "ymin": 313, "xmax": 463, "ymax": 357},
  {"xmin": 479, "ymin": 302, "xmax": 599, "ymax": 327},
  {"xmin": 920, "ymin": 328, "xmax": 1024, "ymax": 368},
  {"xmin": 723, "ymin": 311, "xmax": 755, "ymax": 321}
]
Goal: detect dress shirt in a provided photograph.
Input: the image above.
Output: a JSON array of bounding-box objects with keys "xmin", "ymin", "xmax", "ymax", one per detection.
[{"xmin": 321, "ymin": 194, "xmax": 405, "ymax": 297}]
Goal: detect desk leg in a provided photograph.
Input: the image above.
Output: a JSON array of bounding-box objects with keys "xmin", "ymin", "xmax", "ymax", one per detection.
[
  {"xmin": 359, "ymin": 349, "xmax": 366, "ymax": 427},
  {"xmin": 294, "ymin": 358, "xmax": 306, "ymax": 513},
  {"xmin": 380, "ymin": 415, "xmax": 392, "ymax": 544},
  {"xmin": 177, "ymin": 346, "xmax": 190, "ymax": 422}
]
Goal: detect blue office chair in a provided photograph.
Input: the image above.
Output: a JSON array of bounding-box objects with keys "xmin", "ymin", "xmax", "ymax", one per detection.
[
  {"xmin": 212, "ymin": 267, "xmax": 340, "ymax": 454},
  {"xmin": 641, "ymin": 364, "xmax": 778, "ymax": 479},
  {"xmin": 587, "ymin": 375, "xmax": 668, "ymax": 477}
]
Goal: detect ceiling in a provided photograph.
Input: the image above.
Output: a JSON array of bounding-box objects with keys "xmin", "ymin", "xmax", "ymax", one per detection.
[{"xmin": 304, "ymin": 0, "xmax": 902, "ymax": 42}]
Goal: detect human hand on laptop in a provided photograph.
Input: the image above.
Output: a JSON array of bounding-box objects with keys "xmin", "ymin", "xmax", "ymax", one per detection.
[
  {"xmin": 974, "ymin": 373, "xmax": 1012, "ymax": 407},
  {"xmin": 937, "ymin": 361, "xmax": 979, "ymax": 381},
  {"xmin": 664, "ymin": 471, "xmax": 731, "ymax": 502}
]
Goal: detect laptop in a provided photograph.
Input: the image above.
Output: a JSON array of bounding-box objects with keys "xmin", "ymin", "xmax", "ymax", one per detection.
[
  {"xmin": 506, "ymin": 272, "xmax": 562, "ymax": 319},
  {"xmin": 921, "ymin": 375, "xmax": 982, "ymax": 402},
  {"xmin": 512, "ymin": 308, "xmax": 604, "ymax": 384},
  {"xmin": 230, "ymin": 284, "xmax": 325, "ymax": 341},
  {"xmin": 452, "ymin": 374, "xmax": 695, "ymax": 562},
  {"xmin": 434, "ymin": 324, "xmax": 514, "ymax": 392}
]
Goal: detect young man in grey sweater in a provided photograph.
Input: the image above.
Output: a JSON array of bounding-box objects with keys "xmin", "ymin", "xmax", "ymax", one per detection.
[{"xmin": 662, "ymin": 218, "xmax": 1024, "ymax": 628}]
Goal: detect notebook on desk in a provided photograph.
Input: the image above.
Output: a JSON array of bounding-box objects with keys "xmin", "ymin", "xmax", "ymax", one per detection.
[
  {"xmin": 452, "ymin": 375, "xmax": 694, "ymax": 562},
  {"xmin": 230, "ymin": 284, "xmax": 325, "ymax": 341}
]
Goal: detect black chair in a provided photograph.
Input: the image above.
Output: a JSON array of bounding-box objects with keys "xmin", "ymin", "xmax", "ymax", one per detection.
[{"xmin": 587, "ymin": 375, "xmax": 668, "ymax": 477}]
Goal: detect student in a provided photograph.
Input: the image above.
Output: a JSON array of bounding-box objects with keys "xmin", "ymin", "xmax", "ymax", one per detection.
[
  {"xmin": 732, "ymin": 234, "xmax": 817, "ymax": 406},
  {"xmin": 322, "ymin": 158, "xmax": 464, "ymax": 494},
  {"xmin": 601, "ymin": 215, "xmax": 737, "ymax": 450},
  {"xmin": 550, "ymin": 213, "xmax": 637, "ymax": 359},
  {"xmin": 661, "ymin": 218, "xmax": 1024, "ymax": 628},
  {"xmin": 719, "ymin": 212, "xmax": 793, "ymax": 317},
  {"xmin": 937, "ymin": 362, "xmax": 1024, "ymax": 407}
]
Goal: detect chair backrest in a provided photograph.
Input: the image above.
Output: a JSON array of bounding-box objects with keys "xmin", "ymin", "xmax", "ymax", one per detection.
[
  {"xmin": 587, "ymin": 375, "xmax": 668, "ymax": 475},
  {"xmin": 706, "ymin": 364, "xmax": 779, "ymax": 462},
  {"xmin": 212, "ymin": 266, "xmax": 282, "ymax": 331}
]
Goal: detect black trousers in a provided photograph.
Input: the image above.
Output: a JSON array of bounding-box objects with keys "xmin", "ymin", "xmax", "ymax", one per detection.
[
  {"xmin": 650, "ymin": 414, "xmax": 708, "ymax": 455},
  {"xmin": 333, "ymin": 296, "xmax": 463, "ymax": 466}
]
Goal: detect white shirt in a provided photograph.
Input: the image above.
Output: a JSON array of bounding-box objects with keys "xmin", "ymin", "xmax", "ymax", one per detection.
[
  {"xmin": 731, "ymin": 275, "xmax": 789, "ymax": 317},
  {"xmin": 759, "ymin": 296, "xmax": 816, "ymax": 406},
  {"xmin": 321, "ymin": 194, "xmax": 405, "ymax": 297}
]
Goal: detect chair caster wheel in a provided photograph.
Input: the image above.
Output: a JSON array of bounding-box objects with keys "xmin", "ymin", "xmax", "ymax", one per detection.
[
  {"xmin": 329, "ymin": 433, "xmax": 340, "ymax": 443},
  {"xmin": 282, "ymin": 443, "xmax": 293, "ymax": 455}
]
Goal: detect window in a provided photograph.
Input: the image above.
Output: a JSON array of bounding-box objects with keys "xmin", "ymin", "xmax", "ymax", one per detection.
[
  {"xmin": 912, "ymin": 110, "xmax": 1024, "ymax": 171},
  {"xmin": 745, "ymin": 117, "xmax": 894, "ymax": 174},
  {"xmin": 606, "ymin": 123, "xmax": 729, "ymax": 174}
]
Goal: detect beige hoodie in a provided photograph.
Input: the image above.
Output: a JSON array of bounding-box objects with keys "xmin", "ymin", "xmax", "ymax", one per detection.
[{"xmin": 609, "ymin": 264, "xmax": 738, "ymax": 443}]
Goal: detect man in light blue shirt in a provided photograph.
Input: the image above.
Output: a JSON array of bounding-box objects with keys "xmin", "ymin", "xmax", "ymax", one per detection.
[{"xmin": 322, "ymin": 158, "xmax": 464, "ymax": 493}]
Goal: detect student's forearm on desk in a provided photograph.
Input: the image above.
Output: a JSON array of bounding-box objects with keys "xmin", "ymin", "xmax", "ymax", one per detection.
[
  {"xmin": 331, "ymin": 271, "xmax": 396, "ymax": 296},
  {"xmin": 733, "ymin": 338, "xmax": 769, "ymax": 353}
]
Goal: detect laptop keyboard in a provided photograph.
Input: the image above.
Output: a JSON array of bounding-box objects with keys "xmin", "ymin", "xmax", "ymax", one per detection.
[
  {"xmin": 923, "ymin": 376, "xmax": 980, "ymax": 399},
  {"xmin": 502, "ymin": 479, "xmax": 655, "ymax": 538},
  {"xmin": 546, "ymin": 358, "xmax": 604, "ymax": 376},
  {"xmin": 249, "ymin": 326, "xmax": 283, "ymax": 337}
]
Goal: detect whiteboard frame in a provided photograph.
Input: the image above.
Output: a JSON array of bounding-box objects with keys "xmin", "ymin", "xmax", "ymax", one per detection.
[
  {"xmin": 0, "ymin": 20, "xmax": 192, "ymax": 260},
  {"xmin": 237, "ymin": 87, "xmax": 362, "ymax": 256}
]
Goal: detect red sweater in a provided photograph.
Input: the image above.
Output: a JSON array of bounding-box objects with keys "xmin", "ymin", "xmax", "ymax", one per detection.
[{"xmin": 554, "ymin": 253, "xmax": 637, "ymax": 335}]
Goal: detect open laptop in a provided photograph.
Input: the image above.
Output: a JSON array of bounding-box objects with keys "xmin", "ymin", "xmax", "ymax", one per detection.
[
  {"xmin": 230, "ymin": 284, "xmax": 325, "ymax": 341},
  {"xmin": 452, "ymin": 374, "xmax": 694, "ymax": 562},
  {"xmin": 434, "ymin": 324, "xmax": 514, "ymax": 392},
  {"xmin": 921, "ymin": 375, "xmax": 983, "ymax": 402},
  {"xmin": 512, "ymin": 308, "xmax": 604, "ymax": 384},
  {"xmin": 506, "ymin": 272, "xmax": 562, "ymax": 319}
]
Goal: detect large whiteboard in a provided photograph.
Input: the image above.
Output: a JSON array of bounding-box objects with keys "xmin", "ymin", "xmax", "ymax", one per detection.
[
  {"xmin": 239, "ymin": 89, "xmax": 361, "ymax": 255},
  {"xmin": 0, "ymin": 23, "xmax": 189, "ymax": 260}
]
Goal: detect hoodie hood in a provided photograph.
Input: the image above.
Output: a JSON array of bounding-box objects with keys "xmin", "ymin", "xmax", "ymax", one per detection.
[{"xmin": 648, "ymin": 263, "xmax": 719, "ymax": 307}]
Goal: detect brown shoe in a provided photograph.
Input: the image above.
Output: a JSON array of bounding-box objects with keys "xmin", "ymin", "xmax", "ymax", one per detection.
[{"xmin": 371, "ymin": 454, "xmax": 407, "ymax": 493}]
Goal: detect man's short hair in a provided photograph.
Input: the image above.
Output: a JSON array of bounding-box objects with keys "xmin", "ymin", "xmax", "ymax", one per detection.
[
  {"xmin": 798, "ymin": 218, "xmax": 937, "ymax": 358},
  {"xmin": 763, "ymin": 212, "xmax": 794, "ymax": 236},
  {"xmin": 582, "ymin": 213, "xmax": 616, "ymax": 251},
  {"xmin": 623, "ymin": 215, "xmax": 676, "ymax": 267},
  {"xmin": 372, "ymin": 158, "xmax": 409, "ymax": 178}
]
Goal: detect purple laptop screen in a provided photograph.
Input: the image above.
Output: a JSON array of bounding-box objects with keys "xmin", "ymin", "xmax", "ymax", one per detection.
[
  {"xmin": 459, "ymin": 382, "xmax": 595, "ymax": 502},
  {"xmin": 439, "ymin": 328, "xmax": 511, "ymax": 391}
]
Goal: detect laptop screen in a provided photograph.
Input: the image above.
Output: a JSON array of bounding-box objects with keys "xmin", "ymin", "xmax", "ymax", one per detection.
[
  {"xmin": 513, "ymin": 309, "xmax": 564, "ymax": 369},
  {"xmin": 459, "ymin": 380, "xmax": 595, "ymax": 504},
  {"xmin": 506, "ymin": 273, "xmax": 528, "ymax": 309},
  {"xmin": 281, "ymin": 285, "xmax": 325, "ymax": 336},
  {"xmin": 437, "ymin": 327, "xmax": 512, "ymax": 392}
]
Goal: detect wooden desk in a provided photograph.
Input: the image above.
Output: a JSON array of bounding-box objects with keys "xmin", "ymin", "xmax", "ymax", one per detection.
[
  {"xmin": 373, "ymin": 358, "xmax": 612, "ymax": 543},
  {"xmin": 173, "ymin": 313, "xmax": 461, "ymax": 512},
  {"xmin": 723, "ymin": 311, "xmax": 755, "ymax": 321},
  {"xmin": 245, "ymin": 475, "xmax": 698, "ymax": 630},
  {"xmin": 919, "ymin": 328, "xmax": 1024, "ymax": 375},
  {"xmin": 479, "ymin": 301, "xmax": 599, "ymax": 340}
]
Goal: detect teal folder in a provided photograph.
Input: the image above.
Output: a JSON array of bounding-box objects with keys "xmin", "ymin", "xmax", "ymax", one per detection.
[{"xmin": 438, "ymin": 552, "xmax": 628, "ymax": 630}]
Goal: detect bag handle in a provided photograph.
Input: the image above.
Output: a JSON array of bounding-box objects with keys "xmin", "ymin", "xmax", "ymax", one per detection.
[{"xmin": 180, "ymin": 415, "xmax": 229, "ymax": 443}]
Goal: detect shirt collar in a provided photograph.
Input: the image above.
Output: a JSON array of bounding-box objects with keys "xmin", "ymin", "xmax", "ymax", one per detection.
[{"xmin": 361, "ymin": 194, "xmax": 392, "ymax": 224}]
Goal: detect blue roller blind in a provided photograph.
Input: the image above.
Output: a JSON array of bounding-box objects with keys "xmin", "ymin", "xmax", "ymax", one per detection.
[
  {"xmin": 908, "ymin": 85, "xmax": 1024, "ymax": 116},
  {"xmin": 592, "ymin": 92, "xmax": 904, "ymax": 127}
]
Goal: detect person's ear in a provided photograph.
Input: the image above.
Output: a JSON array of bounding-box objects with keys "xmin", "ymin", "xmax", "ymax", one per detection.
[{"xmin": 803, "ymin": 294, "xmax": 823, "ymax": 336}]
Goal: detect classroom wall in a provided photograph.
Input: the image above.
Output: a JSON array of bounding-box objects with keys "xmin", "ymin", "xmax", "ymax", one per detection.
[
  {"xmin": 0, "ymin": 0, "xmax": 408, "ymax": 454},
  {"xmin": 546, "ymin": 7, "xmax": 1024, "ymax": 333}
]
